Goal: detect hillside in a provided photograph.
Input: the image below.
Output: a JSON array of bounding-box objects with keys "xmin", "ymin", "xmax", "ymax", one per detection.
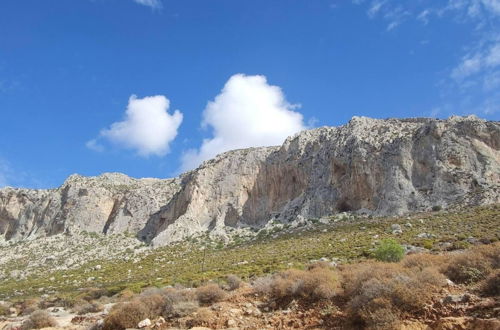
[{"xmin": 0, "ymin": 205, "xmax": 499, "ymax": 329}]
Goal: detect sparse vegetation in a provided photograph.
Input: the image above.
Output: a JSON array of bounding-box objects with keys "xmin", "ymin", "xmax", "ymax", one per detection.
[
  {"xmin": 1, "ymin": 205, "xmax": 498, "ymax": 301},
  {"xmin": 0, "ymin": 206, "xmax": 498, "ymax": 330}
]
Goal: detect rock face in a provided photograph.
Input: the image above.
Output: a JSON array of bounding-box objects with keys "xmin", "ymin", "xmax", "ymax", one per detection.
[
  {"xmin": 0, "ymin": 173, "xmax": 180, "ymax": 242},
  {"xmin": 1, "ymin": 116, "xmax": 499, "ymax": 246}
]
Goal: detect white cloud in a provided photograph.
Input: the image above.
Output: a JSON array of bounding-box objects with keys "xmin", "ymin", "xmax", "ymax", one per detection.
[
  {"xmin": 451, "ymin": 41, "xmax": 500, "ymax": 80},
  {"xmin": 368, "ymin": 0, "xmax": 387, "ymax": 18},
  {"xmin": 89, "ymin": 95, "xmax": 183, "ymax": 157},
  {"xmin": 181, "ymin": 74, "xmax": 307, "ymax": 171},
  {"xmin": 451, "ymin": 54, "xmax": 483, "ymax": 80},
  {"xmin": 417, "ymin": 9, "xmax": 431, "ymax": 25},
  {"xmin": 85, "ymin": 139, "xmax": 104, "ymax": 152},
  {"xmin": 483, "ymin": 70, "xmax": 500, "ymax": 90},
  {"xmin": 133, "ymin": 0, "xmax": 162, "ymax": 9},
  {"xmin": 482, "ymin": 0, "xmax": 500, "ymax": 15}
]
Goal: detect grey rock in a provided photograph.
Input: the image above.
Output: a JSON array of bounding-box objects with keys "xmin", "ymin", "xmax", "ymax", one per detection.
[{"xmin": 443, "ymin": 294, "xmax": 470, "ymax": 304}]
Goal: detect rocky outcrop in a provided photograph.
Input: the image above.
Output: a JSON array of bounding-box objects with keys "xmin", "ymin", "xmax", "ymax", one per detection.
[
  {"xmin": 1, "ymin": 116, "xmax": 499, "ymax": 246},
  {"xmin": 0, "ymin": 173, "xmax": 180, "ymax": 242}
]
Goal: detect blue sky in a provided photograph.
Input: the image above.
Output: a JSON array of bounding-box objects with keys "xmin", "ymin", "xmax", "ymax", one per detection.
[{"xmin": 0, "ymin": 0, "xmax": 499, "ymax": 188}]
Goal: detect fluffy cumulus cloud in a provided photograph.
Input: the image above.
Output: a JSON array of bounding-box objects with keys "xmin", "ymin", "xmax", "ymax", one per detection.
[
  {"xmin": 181, "ymin": 74, "xmax": 306, "ymax": 171},
  {"xmin": 133, "ymin": 0, "xmax": 162, "ymax": 9},
  {"xmin": 88, "ymin": 95, "xmax": 183, "ymax": 157}
]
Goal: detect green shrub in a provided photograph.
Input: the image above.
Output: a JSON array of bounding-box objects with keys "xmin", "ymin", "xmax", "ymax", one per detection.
[{"xmin": 374, "ymin": 239, "xmax": 404, "ymax": 262}]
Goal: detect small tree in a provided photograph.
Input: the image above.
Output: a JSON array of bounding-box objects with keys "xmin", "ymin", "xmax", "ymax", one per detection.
[{"xmin": 374, "ymin": 239, "xmax": 405, "ymax": 262}]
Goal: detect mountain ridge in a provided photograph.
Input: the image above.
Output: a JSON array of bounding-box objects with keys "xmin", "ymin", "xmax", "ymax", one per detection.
[{"xmin": 1, "ymin": 115, "xmax": 499, "ymax": 246}]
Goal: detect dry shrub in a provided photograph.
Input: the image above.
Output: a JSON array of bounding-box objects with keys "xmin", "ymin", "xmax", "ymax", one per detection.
[
  {"xmin": 254, "ymin": 266, "xmax": 340, "ymax": 304},
  {"xmin": 343, "ymin": 261, "xmax": 444, "ymax": 328},
  {"xmin": 73, "ymin": 300, "xmax": 104, "ymax": 315},
  {"xmin": 474, "ymin": 243, "xmax": 500, "ymax": 268},
  {"xmin": 103, "ymin": 301, "xmax": 149, "ymax": 330},
  {"xmin": 307, "ymin": 261, "xmax": 333, "ymax": 270},
  {"xmin": 78, "ymin": 287, "xmax": 109, "ymax": 301},
  {"xmin": 18, "ymin": 299, "xmax": 40, "ymax": 316},
  {"xmin": 356, "ymin": 298, "xmax": 401, "ymax": 330},
  {"xmin": 163, "ymin": 288, "xmax": 199, "ymax": 318},
  {"xmin": 479, "ymin": 270, "xmax": 500, "ymax": 297},
  {"xmin": 0, "ymin": 303, "xmax": 10, "ymax": 316},
  {"xmin": 444, "ymin": 252, "xmax": 492, "ymax": 284},
  {"xmin": 117, "ymin": 289, "xmax": 136, "ymax": 301},
  {"xmin": 196, "ymin": 284, "xmax": 226, "ymax": 305},
  {"xmin": 186, "ymin": 307, "xmax": 214, "ymax": 328},
  {"xmin": 138, "ymin": 294, "xmax": 165, "ymax": 317},
  {"xmin": 22, "ymin": 310, "xmax": 57, "ymax": 330},
  {"xmin": 252, "ymin": 275, "xmax": 274, "ymax": 295},
  {"xmin": 141, "ymin": 287, "xmax": 165, "ymax": 296},
  {"xmin": 226, "ymin": 274, "xmax": 242, "ymax": 291},
  {"xmin": 402, "ymin": 253, "xmax": 447, "ymax": 270}
]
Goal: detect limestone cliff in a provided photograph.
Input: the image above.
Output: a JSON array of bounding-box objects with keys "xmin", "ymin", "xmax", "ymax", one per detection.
[{"xmin": 1, "ymin": 116, "xmax": 499, "ymax": 246}]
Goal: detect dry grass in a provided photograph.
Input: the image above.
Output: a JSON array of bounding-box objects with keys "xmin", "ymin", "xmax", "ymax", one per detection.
[
  {"xmin": 22, "ymin": 310, "xmax": 57, "ymax": 330},
  {"xmin": 195, "ymin": 283, "xmax": 226, "ymax": 305}
]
